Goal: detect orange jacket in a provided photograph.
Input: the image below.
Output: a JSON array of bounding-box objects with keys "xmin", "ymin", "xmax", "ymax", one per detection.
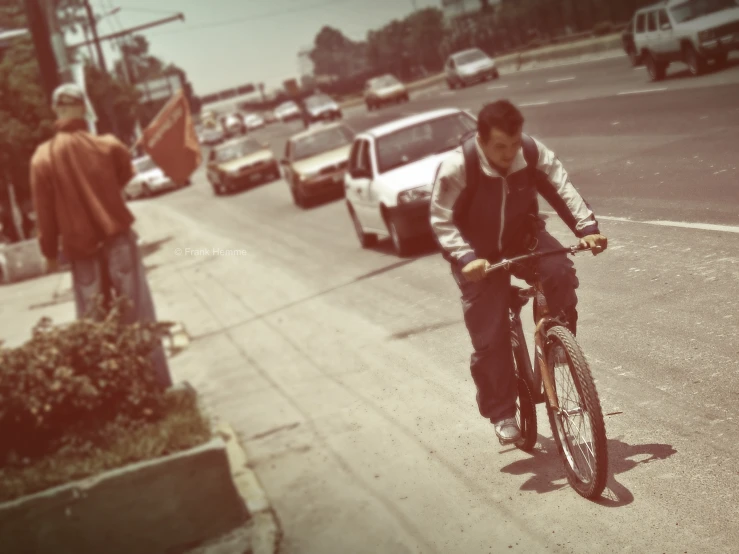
[{"xmin": 30, "ymin": 118, "xmax": 135, "ymax": 261}]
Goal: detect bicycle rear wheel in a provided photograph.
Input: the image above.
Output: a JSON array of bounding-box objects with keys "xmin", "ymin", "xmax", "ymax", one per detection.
[
  {"xmin": 544, "ymin": 326, "xmax": 608, "ymax": 499},
  {"xmin": 515, "ymin": 376, "xmax": 537, "ymax": 452}
]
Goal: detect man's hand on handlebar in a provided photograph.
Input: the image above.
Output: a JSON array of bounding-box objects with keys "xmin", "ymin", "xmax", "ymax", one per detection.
[
  {"xmin": 462, "ymin": 258, "xmax": 490, "ymax": 282},
  {"xmin": 579, "ymin": 234, "xmax": 608, "ymax": 256}
]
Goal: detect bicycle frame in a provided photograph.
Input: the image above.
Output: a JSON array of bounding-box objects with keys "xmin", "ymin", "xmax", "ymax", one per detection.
[{"xmin": 489, "ymin": 244, "xmax": 591, "ymax": 413}]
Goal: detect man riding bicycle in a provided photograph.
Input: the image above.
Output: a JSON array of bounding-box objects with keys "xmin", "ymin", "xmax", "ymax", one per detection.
[{"xmin": 429, "ymin": 100, "xmax": 608, "ymax": 445}]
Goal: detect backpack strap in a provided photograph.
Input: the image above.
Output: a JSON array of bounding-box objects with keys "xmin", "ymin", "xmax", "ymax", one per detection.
[{"xmin": 459, "ymin": 133, "xmax": 480, "ymax": 210}]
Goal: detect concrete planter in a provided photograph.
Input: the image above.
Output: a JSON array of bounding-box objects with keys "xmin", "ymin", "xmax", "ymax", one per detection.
[{"xmin": 0, "ymin": 437, "xmax": 249, "ymax": 554}]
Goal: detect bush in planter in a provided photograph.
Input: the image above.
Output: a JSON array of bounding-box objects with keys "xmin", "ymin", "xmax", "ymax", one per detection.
[{"xmin": 0, "ymin": 295, "xmax": 174, "ymax": 466}]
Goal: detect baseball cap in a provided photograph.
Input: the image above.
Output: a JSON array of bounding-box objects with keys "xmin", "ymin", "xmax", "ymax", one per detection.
[{"xmin": 51, "ymin": 83, "xmax": 86, "ymax": 107}]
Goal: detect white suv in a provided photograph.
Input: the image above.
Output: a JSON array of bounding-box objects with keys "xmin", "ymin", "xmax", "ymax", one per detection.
[
  {"xmin": 444, "ymin": 48, "xmax": 499, "ymax": 89},
  {"xmin": 630, "ymin": 0, "xmax": 739, "ymax": 81}
]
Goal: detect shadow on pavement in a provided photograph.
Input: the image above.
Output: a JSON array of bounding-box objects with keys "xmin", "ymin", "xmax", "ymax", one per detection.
[
  {"xmin": 139, "ymin": 236, "xmax": 175, "ymax": 259},
  {"xmin": 499, "ymin": 435, "xmax": 677, "ymax": 507},
  {"xmin": 656, "ymin": 58, "xmax": 739, "ymax": 82}
]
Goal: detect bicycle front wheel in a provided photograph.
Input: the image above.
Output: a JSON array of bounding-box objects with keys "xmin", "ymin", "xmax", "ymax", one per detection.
[{"xmin": 545, "ymin": 326, "xmax": 608, "ymax": 499}]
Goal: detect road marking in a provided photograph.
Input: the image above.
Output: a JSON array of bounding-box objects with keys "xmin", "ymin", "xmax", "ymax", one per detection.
[
  {"xmin": 487, "ymin": 84, "xmax": 509, "ymax": 90},
  {"xmin": 547, "ymin": 76, "xmax": 576, "ymax": 83},
  {"xmin": 519, "ymin": 101, "xmax": 550, "ymax": 107},
  {"xmin": 617, "ymin": 88, "xmax": 668, "ymax": 95},
  {"xmin": 543, "ymin": 212, "xmax": 739, "ymax": 234}
]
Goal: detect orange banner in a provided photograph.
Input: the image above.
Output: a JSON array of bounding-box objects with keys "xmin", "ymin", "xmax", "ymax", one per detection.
[{"xmin": 137, "ymin": 89, "xmax": 202, "ymax": 184}]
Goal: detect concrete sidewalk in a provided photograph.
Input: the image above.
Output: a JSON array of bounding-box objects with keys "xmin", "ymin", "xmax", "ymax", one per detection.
[{"xmin": 0, "ymin": 215, "xmax": 282, "ymax": 554}]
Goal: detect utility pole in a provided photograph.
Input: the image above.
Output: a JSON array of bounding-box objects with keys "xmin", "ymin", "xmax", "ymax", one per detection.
[
  {"xmin": 23, "ymin": 0, "xmax": 60, "ymax": 102},
  {"xmin": 83, "ymin": 0, "xmax": 106, "ymax": 71}
]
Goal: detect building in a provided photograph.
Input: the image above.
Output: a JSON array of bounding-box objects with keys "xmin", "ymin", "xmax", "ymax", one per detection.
[{"xmin": 440, "ymin": 0, "xmax": 501, "ymax": 23}]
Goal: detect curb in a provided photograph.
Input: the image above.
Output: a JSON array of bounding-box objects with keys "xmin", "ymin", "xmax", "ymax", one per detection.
[{"xmin": 215, "ymin": 421, "xmax": 282, "ymax": 554}]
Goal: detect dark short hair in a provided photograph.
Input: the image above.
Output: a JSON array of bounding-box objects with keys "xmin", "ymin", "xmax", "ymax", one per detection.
[{"xmin": 477, "ymin": 100, "xmax": 524, "ymax": 141}]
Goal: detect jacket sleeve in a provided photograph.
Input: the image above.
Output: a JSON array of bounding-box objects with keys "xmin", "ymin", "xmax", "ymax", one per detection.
[
  {"xmin": 29, "ymin": 150, "xmax": 59, "ymax": 260},
  {"xmin": 532, "ymin": 137, "xmax": 600, "ymax": 238},
  {"xmin": 429, "ymin": 150, "xmax": 477, "ymax": 268},
  {"xmin": 111, "ymin": 139, "xmax": 135, "ymax": 189}
]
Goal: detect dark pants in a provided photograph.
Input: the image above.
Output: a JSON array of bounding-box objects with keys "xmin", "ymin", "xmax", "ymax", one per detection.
[
  {"xmin": 451, "ymin": 227, "xmax": 579, "ymax": 422},
  {"xmin": 70, "ymin": 229, "xmax": 172, "ymax": 389}
]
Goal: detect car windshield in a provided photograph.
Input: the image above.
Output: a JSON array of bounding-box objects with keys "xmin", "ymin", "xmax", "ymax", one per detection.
[
  {"xmin": 669, "ymin": 0, "xmax": 735, "ymax": 22},
  {"xmin": 306, "ymin": 95, "xmax": 333, "ymax": 108},
  {"xmin": 370, "ymin": 76, "xmax": 398, "ymax": 89},
  {"xmin": 291, "ymin": 126, "xmax": 354, "ymax": 160},
  {"xmin": 134, "ymin": 157, "xmax": 157, "ymax": 173},
  {"xmin": 214, "ymin": 138, "xmax": 263, "ymax": 162},
  {"xmin": 376, "ymin": 113, "xmax": 477, "ymax": 174},
  {"xmin": 455, "ymin": 50, "xmax": 488, "ymax": 65}
]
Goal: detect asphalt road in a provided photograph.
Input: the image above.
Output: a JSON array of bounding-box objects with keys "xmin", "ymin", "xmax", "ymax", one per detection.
[{"xmin": 140, "ymin": 52, "xmax": 739, "ymax": 553}]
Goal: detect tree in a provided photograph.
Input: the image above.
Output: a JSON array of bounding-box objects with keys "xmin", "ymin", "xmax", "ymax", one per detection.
[
  {"xmin": 0, "ymin": 28, "xmax": 55, "ymax": 241},
  {"xmin": 310, "ymin": 26, "xmax": 365, "ymax": 79}
]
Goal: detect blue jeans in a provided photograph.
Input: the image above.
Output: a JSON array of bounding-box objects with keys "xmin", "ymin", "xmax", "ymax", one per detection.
[
  {"xmin": 451, "ymin": 228, "xmax": 579, "ymax": 422},
  {"xmin": 70, "ymin": 229, "xmax": 172, "ymax": 389}
]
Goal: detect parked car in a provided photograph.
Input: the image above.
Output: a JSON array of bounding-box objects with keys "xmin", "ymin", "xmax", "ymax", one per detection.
[
  {"xmin": 274, "ymin": 101, "xmax": 302, "ymax": 122},
  {"xmin": 280, "ymin": 122, "xmax": 355, "ymax": 207},
  {"xmin": 630, "ymin": 0, "xmax": 739, "ymax": 81},
  {"xmin": 243, "ymin": 113, "xmax": 266, "ymax": 131},
  {"xmin": 445, "ymin": 47, "xmax": 499, "ymax": 89},
  {"xmin": 364, "ymin": 74, "xmax": 409, "ymax": 110},
  {"xmin": 206, "ymin": 136, "xmax": 280, "ymax": 196},
  {"xmin": 200, "ymin": 124, "xmax": 225, "ymax": 146},
  {"xmin": 344, "ymin": 108, "xmax": 476, "ymax": 256},
  {"xmin": 124, "ymin": 155, "xmax": 187, "ymax": 200},
  {"xmin": 304, "ymin": 94, "xmax": 342, "ymax": 122}
]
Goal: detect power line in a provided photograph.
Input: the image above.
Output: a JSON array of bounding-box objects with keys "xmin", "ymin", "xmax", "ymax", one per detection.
[{"xmin": 147, "ymin": 0, "xmax": 359, "ymax": 37}]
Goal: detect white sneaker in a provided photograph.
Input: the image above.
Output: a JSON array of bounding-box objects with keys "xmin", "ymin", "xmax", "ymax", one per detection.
[{"xmin": 494, "ymin": 417, "xmax": 521, "ymax": 445}]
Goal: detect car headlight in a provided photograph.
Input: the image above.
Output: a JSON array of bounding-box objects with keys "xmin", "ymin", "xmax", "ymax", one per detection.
[
  {"xmin": 298, "ymin": 170, "xmax": 318, "ymax": 182},
  {"xmin": 699, "ymin": 29, "xmax": 717, "ymax": 42},
  {"xmin": 398, "ymin": 186, "xmax": 431, "ymax": 204}
]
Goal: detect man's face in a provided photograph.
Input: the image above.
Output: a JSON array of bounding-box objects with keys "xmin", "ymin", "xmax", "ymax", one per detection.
[{"xmin": 479, "ymin": 127, "xmax": 522, "ymax": 173}]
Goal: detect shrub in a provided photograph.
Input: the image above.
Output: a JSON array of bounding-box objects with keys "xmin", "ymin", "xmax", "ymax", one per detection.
[{"xmin": 0, "ymin": 295, "xmax": 173, "ymax": 466}]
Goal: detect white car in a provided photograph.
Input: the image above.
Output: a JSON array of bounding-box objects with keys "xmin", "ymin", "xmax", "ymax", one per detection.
[
  {"xmin": 243, "ymin": 113, "xmax": 266, "ymax": 131},
  {"xmin": 344, "ymin": 108, "xmax": 476, "ymax": 256},
  {"xmin": 224, "ymin": 114, "xmax": 244, "ymax": 137},
  {"xmin": 305, "ymin": 94, "xmax": 342, "ymax": 122},
  {"xmin": 364, "ymin": 74, "xmax": 409, "ymax": 110},
  {"xmin": 274, "ymin": 101, "xmax": 302, "ymax": 122},
  {"xmin": 200, "ymin": 125, "xmax": 225, "ymax": 146},
  {"xmin": 124, "ymin": 155, "xmax": 187, "ymax": 200},
  {"xmin": 445, "ymin": 48, "xmax": 499, "ymax": 89}
]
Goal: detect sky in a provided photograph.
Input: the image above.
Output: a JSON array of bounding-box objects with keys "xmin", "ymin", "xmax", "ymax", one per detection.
[{"xmin": 75, "ymin": 0, "xmax": 441, "ymax": 97}]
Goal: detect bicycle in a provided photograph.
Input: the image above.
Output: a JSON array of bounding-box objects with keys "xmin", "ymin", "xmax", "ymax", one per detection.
[{"xmin": 485, "ymin": 243, "xmax": 609, "ymax": 499}]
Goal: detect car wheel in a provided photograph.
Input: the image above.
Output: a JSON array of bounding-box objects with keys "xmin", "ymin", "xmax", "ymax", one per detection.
[
  {"xmin": 291, "ymin": 185, "xmax": 305, "ymax": 207},
  {"xmin": 348, "ymin": 204, "xmax": 377, "ymax": 248},
  {"xmin": 645, "ymin": 52, "xmax": 666, "ymax": 81},
  {"xmin": 387, "ymin": 215, "xmax": 411, "ymax": 257},
  {"xmin": 714, "ymin": 52, "xmax": 728, "ymax": 67},
  {"xmin": 493, "ymin": 69, "xmax": 500, "ymax": 79},
  {"xmin": 447, "ymin": 79, "xmax": 456, "ymax": 90},
  {"xmin": 683, "ymin": 43, "xmax": 707, "ymax": 76},
  {"xmin": 213, "ymin": 184, "xmax": 222, "ymax": 196},
  {"xmin": 627, "ymin": 47, "xmax": 641, "ymax": 67},
  {"xmin": 366, "ymin": 101, "xmax": 373, "ymax": 111}
]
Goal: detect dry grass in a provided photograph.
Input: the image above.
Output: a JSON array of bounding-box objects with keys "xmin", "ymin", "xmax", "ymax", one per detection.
[{"xmin": 0, "ymin": 386, "xmax": 212, "ymax": 504}]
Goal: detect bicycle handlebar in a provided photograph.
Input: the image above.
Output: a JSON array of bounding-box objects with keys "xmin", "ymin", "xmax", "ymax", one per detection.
[{"xmin": 484, "ymin": 244, "xmax": 592, "ymax": 275}]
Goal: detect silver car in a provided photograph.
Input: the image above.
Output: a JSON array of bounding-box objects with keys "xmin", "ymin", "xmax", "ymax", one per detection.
[{"xmin": 445, "ymin": 48, "xmax": 499, "ymax": 89}]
